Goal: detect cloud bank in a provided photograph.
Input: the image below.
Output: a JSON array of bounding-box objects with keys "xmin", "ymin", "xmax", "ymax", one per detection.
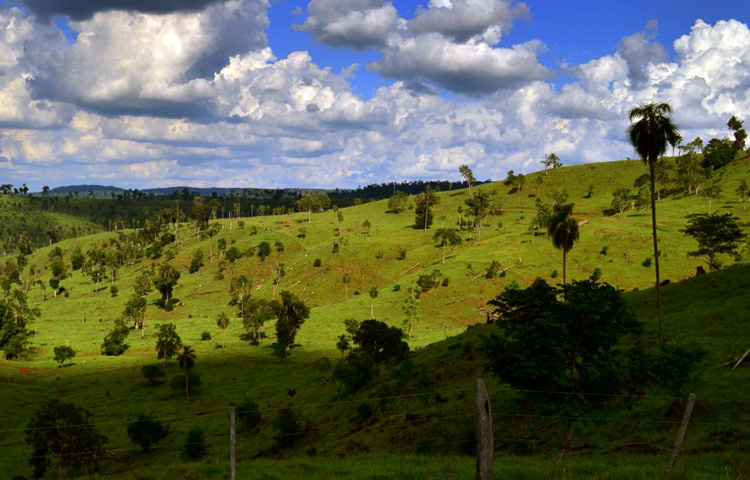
[{"xmin": 1, "ymin": 1, "xmax": 749, "ymax": 192}]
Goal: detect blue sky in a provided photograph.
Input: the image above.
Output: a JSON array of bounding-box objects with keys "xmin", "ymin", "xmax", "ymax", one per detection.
[{"xmin": 0, "ymin": 0, "xmax": 749, "ymax": 190}]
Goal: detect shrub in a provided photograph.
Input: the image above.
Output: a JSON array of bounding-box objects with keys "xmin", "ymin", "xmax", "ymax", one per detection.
[
  {"xmin": 182, "ymin": 427, "xmax": 207, "ymax": 460},
  {"xmin": 141, "ymin": 364, "xmax": 166, "ymax": 386},
  {"xmin": 127, "ymin": 414, "xmax": 169, "ymax": 452},
  {"xmin": 110, "ymin": 285, "xmax": 118, "ymax": 297},
  {"xmin": 201, "ymin": 331, "xmax": 211, "ymax": 341},
  {"xmin": 356, "ymin": 402, "xmax": 373, "ymax": 422},
  {"xmin": 485, "ymin": 261, "xmax": 502, "ymax": 279},
  {"xmin": 441, "ymin": 277, "xmax": 450, "ymax": 287},
  {"xmin": 313, "ymin": 258, "xmax": 322, "ymax": 267},
  {"xmin": 236, "ymin": 399, "xmax": 262, "ymax": 432},
  {"xmin": 273, "ymin": 407, "xmax": 301, "ymax": 447},
  {"xmin": 396, "ymin": 248, "xmax": 407, "ymax": 260},
  {"xmin": 642, "ymin": 257, "xmax": 652, "ymax": 267},
  {"xmin": 551, "ymin": 270, "xmax": 558, "ymax": 279},
  {"xmin": 237, "ymin": 220, "xmax": 245, "ymax": 229},
  {"xmin": 600, "ymin": 246, "xmax": 608, "ymax": 256},
  {"xmin": 393, "ymin": 284, "xmax": 401, "ymax": 292},
  {"xmin": 333, "ymin": 353, "xmax": 378, "ymax": 394},
  {"xmin": 170, "ymin": 372, "xmax": 202, "ymax": 394}
]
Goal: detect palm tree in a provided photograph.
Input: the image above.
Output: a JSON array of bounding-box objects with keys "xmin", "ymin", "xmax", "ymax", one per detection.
[
  {"xmin": 547, "ymin": 203, "xmax": 579, "ymax": 285},
  {"xmin": 628, "ymin": 102, "xmax": 680, "ymax": 344},
  {"xmin": 178, "ymin": 345, "xmax": 196, "ymax": 403}
]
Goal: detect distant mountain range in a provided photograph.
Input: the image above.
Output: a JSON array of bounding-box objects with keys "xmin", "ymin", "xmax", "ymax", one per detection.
[{"xmin": 43, "ymin": 185, "xmax": 325, "ymax": 198}]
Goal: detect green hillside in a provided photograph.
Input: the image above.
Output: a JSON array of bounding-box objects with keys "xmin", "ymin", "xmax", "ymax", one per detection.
[{"xmin": 1, "ymin": 156, "xmax": 750, "ymax": 479}]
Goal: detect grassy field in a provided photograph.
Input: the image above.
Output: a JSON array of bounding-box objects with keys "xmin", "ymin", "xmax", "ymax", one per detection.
[{"xmin": 1, "ymin": 157, "xmax": 750, "ymax": 478}]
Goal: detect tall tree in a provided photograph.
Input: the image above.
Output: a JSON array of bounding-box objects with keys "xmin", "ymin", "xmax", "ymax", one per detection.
[
  {"xmin": 458, "ymin": 164, "xmax": 476, "ymax": 197},
  {"xmin": 547, "ymin": 203, "xmax": 580, "ymax": 285},
  {"xmin": 177, "ymin": 345, "xmax": 196, "ymax": 403},
  {"xmin": 414, "ymin": 188, "xmax": 439, "ymax": 230},
  {"xmin": 628, "ymin": 102, "xmax": 680, "ymax": 343},
  {"xmin": 433, "ymin": 228, "xmax": 462, "ymax": 264},
  {"xmin": 272, "ymin": 291, "xmax": 310, "ymax": 359},
  {"xmin": 541, "ymin": 153, "xmax": 562, "ymax": 175},
  {"xmin": 155, "ymin": 323, "xmax": 182, "ymax": 366}
]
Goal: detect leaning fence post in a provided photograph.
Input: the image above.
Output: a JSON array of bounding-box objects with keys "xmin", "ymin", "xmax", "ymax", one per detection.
[
  {"xmin": 665, "ymin": 393, "xmax": 696, "ymax": 480},
  {"xmin": 230, "ymin": 406, "xmax": 236, "ymax": 480},
  {"xmin": 475, "ymin": 377, "xmax": 493, "ymax": 480}
]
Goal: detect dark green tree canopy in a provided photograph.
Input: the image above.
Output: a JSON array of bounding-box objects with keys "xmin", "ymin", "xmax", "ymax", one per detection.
[
  {"xmin": 127, "ymin": 414, "xmax": 169, "ymax": 452},
  {"xmin": 25, "ymin": 399, "xmax": 108, "ymax": 478},
  {"xmin": 484, "ymin": 278, "xmax": 642, "ymax": 423},
  {"xmin": 155, "ymin": 323, "xmax": 182, "ymax": 365},
  {"xmin": 681, "ymin": 213, "xmax": 747, "ymax": 271},
  {"xmin": 627, "ymin": 102, "xmax": 681, "ymax": 165},
  {"xmin": 351, "ymin": 319, "xmax": 409, "ymax": 364},
  {"xmin": 272, "ymin": 291, "xmax": 310, "ymax": 353}
]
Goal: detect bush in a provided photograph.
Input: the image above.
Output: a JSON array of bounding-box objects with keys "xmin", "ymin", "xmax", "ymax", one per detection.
[
  {"xmin": 396, "ymin": 248, "xmax": 407, "ymax": 261},
  {"xmin": 642, "ymin": 257, "xmax": 652, "ymax": 267},
  {"xmin": 356, "ymin": 402, "xmax": 373, "ymax": 422},
  {"xmin": 393, "ymin": 284, "xmax": 401, "ymax": 292},
  {"xmin": 238, "ymin": 220, "xmax": 245, "ymax": 229},
  {"xmin": 441, "ymin": 277, "xmax": 450, "ymax": 287},
  {"xmin": 101, "ymin": 318, "xmax": 130, "ymax": 356},
  {"xmin": 313, "ymin": 258, "xmax": 322, "ymax": 267},
  {"xmin": 600, "ymin": 246, "xmax": 608, "ymax": 256},
  {"xmin": 486, "ymin": 261, "xmax": 502, "ymax": 279},
  {"xmin": 333, "ymin": 353, "xmax": 378, "ymax": 394},
  {"xmin": 201, "ymin": 331, "xmax": 211, "ymax": 341},
  {"xmin": 53, "ymin": 345, "xmax": 75, "ymax": 366},
  {"xmin": 170, "ymin": 372, "xmax": 203, "ymax": 394},
  {"xmin": 127, "ymin": 414, "xmax": 169, "ymax": 452},
  {"xmin": 141, "ymin": 364, "xmax": 166, "ymax": 386},
  {"xmin": 273, "ymin": 407, "xmax": 301, "ymax": 447},
  {"xmin": 236, "ymin": 399, "xmax": 262, "ymax": 432},
  {"xmin": 182, "ymin": 427, "xmax": 207, "ymax": 460},
  {"xmin": 110, "ymin": 285, "xmax": 118, "ymax": 297},
  {"xmin": 551, "ymin": 270, "xmax": 558, "ymax": 279}
]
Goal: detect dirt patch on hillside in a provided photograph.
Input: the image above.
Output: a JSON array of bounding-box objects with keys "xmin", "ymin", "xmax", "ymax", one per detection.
[{"xmin": 0, "ymin": 363, "xmax": 54, "ymax": 377}]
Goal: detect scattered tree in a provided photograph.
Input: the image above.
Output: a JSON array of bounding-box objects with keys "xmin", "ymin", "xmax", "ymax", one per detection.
[
  {"xmin": 127, "ymin": 414, "xmax": 169, "ymax": 452},
  {"xmin": 25, "ymin": 399, "xmax": 107, "ymax": 478},
  {"xmin": 546, "ymin": 203, "xmax": 580, "ymax": 284},
  {"xmin": 272, "ymin": 291, "xmax": 310, "ymax": 359},
  {"xmin": 484, "ymin": 278, "xmax": 641, "ymax": 449},
  {"xmin": 155, "ymin": 323, "xmax": 182, "ymax": 366},
  {"xmin": 182, "ymin": 427, "xmax": 207, "ymax": 460},
  {"xmin": 177, "ymin": 345, "xmax": 197, "ymax": 402},
  {"xmin": 628, "ymin": 102, "xmax": 680, "ymax": 344},
  {"xmin": 368, "ymin": 286, "xmax": 378, "ymax": 319},
  {"xmin": 542, "ymin": 153, "xmax": 562, "ymax": 175},
  {"xmin": 458, "ymin": 164, "xmax": 476, "ymax": 196},
  {"xmin": 433, "ymin": 228, "xmax": 462, "ymax": 264},
  {"xmin": 141, "ymin": 364, "xmax": 166, "ymax": 386},
  {"xmin": 53, "ymin": 345, "xmax": 75, "ymax": 367},
  {"xmin": 414, "ymin": 188, "xmax": 439, "ymax": 230},
  {"xmin": 101, "ymin": 318, "xmax": 130, "ymax": 356},
  {"xmin": 681, "ymin": 213, "xmax": 747, "ymax": 271}
]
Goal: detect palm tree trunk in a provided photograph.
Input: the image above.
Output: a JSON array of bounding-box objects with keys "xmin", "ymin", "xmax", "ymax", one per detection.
[
  {"xmin": 650, "ymin": 160, "xmax": 664, "ymax": 344},
  {"xmin": 562, "ymin": 249, "xmax": 567, "ymax": 285},
  {"xmin": 185, "ymin": 373, "xmax": 190, "ymax": 403}
]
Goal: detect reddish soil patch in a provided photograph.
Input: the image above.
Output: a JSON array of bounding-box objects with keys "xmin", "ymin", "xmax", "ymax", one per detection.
[{"xmin": 0, "ymin": 363, "xmax": 54, "ymax": 377}]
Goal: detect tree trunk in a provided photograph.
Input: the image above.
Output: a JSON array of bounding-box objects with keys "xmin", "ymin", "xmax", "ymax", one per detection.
[
  {"xmin": 650, "ymin": 160, "xmax": 664, "ymax": 344},
  {"xmin": 442, "ymin": 243, "xmax": 446, "ymax": 264},
  {"xmin": 185, "ymin": 372, "xmax": 190, "ymax": 403},
  {"xmin": 562, "ymin": 249, "xmax": 567, "ymax": 285}
]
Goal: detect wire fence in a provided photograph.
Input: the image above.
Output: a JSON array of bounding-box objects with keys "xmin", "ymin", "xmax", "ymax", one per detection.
[{"xmin": 1, "ymin": 380, "xmax": 747, "ymax": 474}]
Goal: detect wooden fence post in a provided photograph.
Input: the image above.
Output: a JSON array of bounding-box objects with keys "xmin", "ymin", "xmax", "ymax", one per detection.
[
  {"xmin": 475, "ymin": 377, "xmax": 493, "ymax": 480},
  {"xmin": 665, "ymin": 393, "xmax": 696, "ymax": 480},
  {"xmin": 230, "ymin": 406, "xmax": 236, "ymax": 480}
]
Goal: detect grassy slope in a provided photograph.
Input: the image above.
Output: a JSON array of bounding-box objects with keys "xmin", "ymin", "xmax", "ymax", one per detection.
[{"xmin": 1, "ymin": 158, "xmax": 750, "ymax": 478}]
